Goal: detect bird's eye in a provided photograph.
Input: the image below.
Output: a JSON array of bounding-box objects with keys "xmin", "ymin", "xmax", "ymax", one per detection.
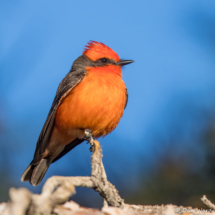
[{"xmin": 100, "ymin": 58, "xmax": 108, "ymax": 63}]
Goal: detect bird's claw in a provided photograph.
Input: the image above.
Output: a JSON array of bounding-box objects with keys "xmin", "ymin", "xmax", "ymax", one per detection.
[
  {"xmin": 89, "ymin": 145, "xmax": 95, "ymax": 152},
  {"xmin": 84, "ymin": 129, "xmax": 92, "ymax": 142},
  {"xmin": 84, "ymin": 129, "xmax": 95, "ymax": 152}
]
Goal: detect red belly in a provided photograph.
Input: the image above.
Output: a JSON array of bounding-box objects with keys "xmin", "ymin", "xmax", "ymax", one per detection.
[{"xmin": 54, "ymin": 68, "xmax": 127, "ymax": 139}]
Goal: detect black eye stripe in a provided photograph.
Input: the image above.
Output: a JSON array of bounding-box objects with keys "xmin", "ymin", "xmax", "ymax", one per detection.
[{"xmin": 94, "ymin": 57, "xmax": 116, "ymax": 66}]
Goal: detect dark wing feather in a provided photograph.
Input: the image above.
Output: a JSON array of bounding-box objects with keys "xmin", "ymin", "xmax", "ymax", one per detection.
[
  {"xmin": 124, "ymin": 88, "xmax": 128, "ymax": 109},
  {"xmin": 32, "ymin": 69, "xmax": 86, "ymax": 164},
  {"xmin": 52, "ymin": 138, "xmax": 84, "ymax": 163}
]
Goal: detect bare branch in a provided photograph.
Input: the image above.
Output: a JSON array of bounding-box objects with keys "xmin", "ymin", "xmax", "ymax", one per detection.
[
  {"xmin": 2, "ymin": 138, "xmax": 215, "ymax": 215},
  {"xmin": 40, "ymin": 139, "xmax": 124, "ymax": 208},
  {"xmin": 201, "ymin": 195, "xmax": 215, "ymax": 210},
  {"xmin": 1, "ymin": 139, "xmax": 124, "ymax": 214}
]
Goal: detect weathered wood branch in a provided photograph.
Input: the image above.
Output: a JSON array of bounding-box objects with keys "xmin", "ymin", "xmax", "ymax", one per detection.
[
  {"xmin": 1, "ymin": 138, "xmax": 125, "ymax": 215},
  {"xmin": 201, "ymin": 195, "xmax": 215, "ymax": 210},
  {"xmin": 37, "ymin": 139, "xmax": 124, "ymax": 209},
  {"xmin": 1, "ymin": 137, "xmax": 215, "ymax": 215}
]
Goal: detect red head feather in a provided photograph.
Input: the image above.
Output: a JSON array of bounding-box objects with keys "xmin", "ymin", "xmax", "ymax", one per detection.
[{"xmin": 83, "ymin": 41, "xmax": 120, "ymax": 62}]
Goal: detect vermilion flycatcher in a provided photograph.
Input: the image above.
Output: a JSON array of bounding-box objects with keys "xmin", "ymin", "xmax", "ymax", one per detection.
[{"xmin": 21, "ymin": 41, "xmax": 134, "ymax": 186}]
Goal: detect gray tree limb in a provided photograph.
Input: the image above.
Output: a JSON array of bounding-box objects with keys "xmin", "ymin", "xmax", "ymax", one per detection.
[{"xmin": 1, "ymin": 136, "xmax": 215, "ymax": 215}]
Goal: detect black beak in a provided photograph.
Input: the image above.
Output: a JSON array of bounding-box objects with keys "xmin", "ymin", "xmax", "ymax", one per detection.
[{"xmin": 116, "ymin": 60, "xmax": 134, "ymax": 66}]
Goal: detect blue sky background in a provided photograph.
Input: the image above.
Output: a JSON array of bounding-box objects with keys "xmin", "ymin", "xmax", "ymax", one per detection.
[{"xmin": 1, "ymin": 0, "xmax": 215, "ymax": 207}]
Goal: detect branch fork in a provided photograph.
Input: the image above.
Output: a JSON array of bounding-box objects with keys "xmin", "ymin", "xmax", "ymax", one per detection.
[
  {"xmin": 4, "ymin": 133, "xmax": 215, "ymax": 215},
  {"xmin": 5, "ymin": 134, "xmax": 124, "ymax": 214}
]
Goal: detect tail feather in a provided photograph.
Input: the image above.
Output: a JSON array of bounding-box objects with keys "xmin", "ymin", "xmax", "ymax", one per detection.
[
  {"xmin": 21, "ymin": 138, "xmax": 84, "ymax": 186},
  {"xmin": 21, "ymin": 162, "xmax": 34, "ymax": 182},
  {"xmin": 21, "ymin": 158, "xmax": 52, "ymax": 186}
]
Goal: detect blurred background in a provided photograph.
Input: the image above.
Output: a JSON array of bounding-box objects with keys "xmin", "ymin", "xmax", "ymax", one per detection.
[{"xmin": 1, "ymin": 0, "xmax": 215, "ymax": 209}]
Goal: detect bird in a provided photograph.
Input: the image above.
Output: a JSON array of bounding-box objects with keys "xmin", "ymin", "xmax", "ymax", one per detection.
[{"xmin": 21, "ymin": 41, "xmax": 134, "ymax": 186}]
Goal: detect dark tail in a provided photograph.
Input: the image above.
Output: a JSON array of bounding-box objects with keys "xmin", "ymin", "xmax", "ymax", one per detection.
[
  {"xmin": 21, "ymin": 138, "xmax": 84, "ymax": 186},
  {"xmin": 21, "ymin": 158, "xmax": 52, "ymax": 186}
]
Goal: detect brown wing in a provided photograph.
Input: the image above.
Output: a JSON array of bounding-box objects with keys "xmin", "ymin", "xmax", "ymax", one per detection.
[
  {"xmin": 32, "ymin": 68, "xmax": 86, "ymax": 164},
  {"xmin": 124, "ymin": 88, "xmax": 128, "ymax": 109}
]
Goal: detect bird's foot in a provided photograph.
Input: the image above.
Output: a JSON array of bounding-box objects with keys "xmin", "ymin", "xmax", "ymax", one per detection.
[
  {"xmin": 84, "ymin": 129, "xmax": 95, "ymax": 152},
  {"xmin": 84, "ymin": 129, "xmax": 92, "ymax": 142}
]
